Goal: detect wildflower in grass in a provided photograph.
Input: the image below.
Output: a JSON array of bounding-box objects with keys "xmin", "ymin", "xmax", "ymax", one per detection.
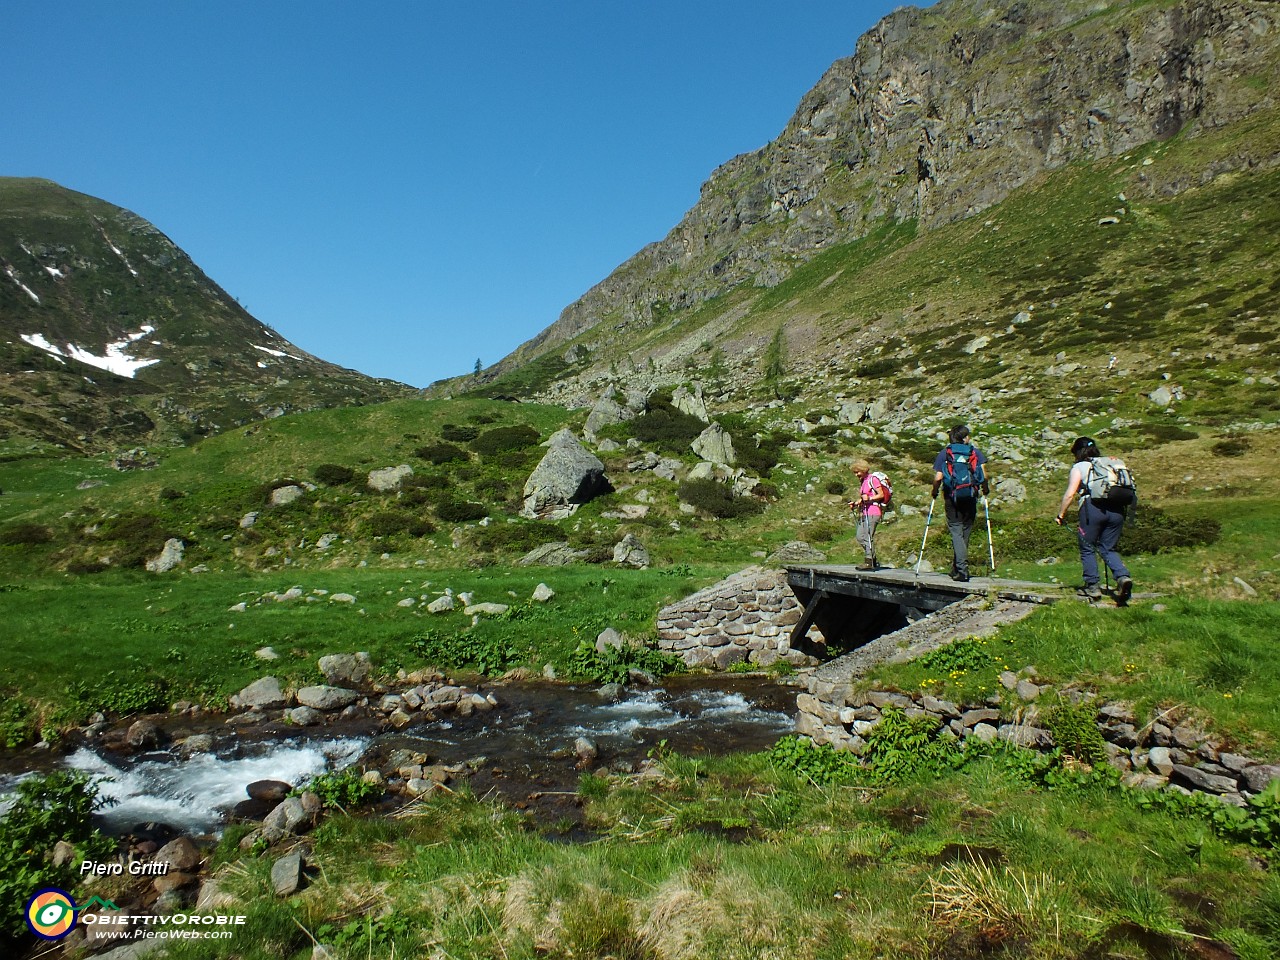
[
  {"xmin": 1124, "ymin": 663, "xmax": 1137, "ymax": 674},
  {"xmin": 1224, "ymin": 693, "xmax": 1233, "ymax": 699}
]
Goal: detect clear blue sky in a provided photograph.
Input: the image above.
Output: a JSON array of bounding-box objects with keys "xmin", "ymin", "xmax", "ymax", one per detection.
[{"xmin": 4, "ymin": 1, "xmax": 930, "ymax": 388}]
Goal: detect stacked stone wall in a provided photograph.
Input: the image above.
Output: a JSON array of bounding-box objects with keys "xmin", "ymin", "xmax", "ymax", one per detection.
[
  {"xmin": 655, "ymin": 567, "xmax": 821, "ymax": 670},
  {"xmin": 799, "ymin": 671, "xmax": 1280, "ymax": 807}
]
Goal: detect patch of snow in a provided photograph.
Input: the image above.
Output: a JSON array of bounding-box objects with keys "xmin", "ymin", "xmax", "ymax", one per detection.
[
  {"xmin": 44, "ymin": 266, "xmax": 64, "ymax": 278},
  {"xmin": 251, "ymin": 343, "xmax": 305, "ymax": 362},
  {"xmin": 4, "ymin": 266, "xmax": 40, "ymax": 303},
  {"xmin": 21, "ymin": 325, "xmax": 161, "ymax": 379}
]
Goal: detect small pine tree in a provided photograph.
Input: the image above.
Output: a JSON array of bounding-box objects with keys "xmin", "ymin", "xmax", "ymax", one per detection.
[
  {"xmin": 763, "ymin": 327, "xmax": 788, "ymax": 399},
  {"xmin": 707, "ymin": 347, "xmax": 728, "ymax": 393},
  {"xmin": 473, "ymin": 358, "xmax": 482, "ymax": 376}
]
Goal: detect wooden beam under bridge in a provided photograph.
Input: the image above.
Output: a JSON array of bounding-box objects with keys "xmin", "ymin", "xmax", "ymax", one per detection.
[{"xmin": 784, "ymin": 564, "xmax": 1063, "ymax": 659}]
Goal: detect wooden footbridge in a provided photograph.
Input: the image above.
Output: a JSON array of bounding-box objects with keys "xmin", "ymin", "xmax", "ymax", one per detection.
[{"xmin": 784, "ymin": 564, "xmax": 1065, "ymax": 659}]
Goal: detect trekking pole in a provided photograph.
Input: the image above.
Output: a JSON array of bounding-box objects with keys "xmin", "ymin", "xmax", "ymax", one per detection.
[
  {"xmin": 915, "ymin": 498, "xmax": 935, "ymax": 576},
  {"xmin": 983, "ymin": 496, "xmax": 996, "ymax": 574}
]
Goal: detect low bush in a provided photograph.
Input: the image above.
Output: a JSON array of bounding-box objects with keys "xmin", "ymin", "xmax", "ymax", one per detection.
[
  {"xmin": 469, "ymin": 522, "xmax": 563, "ymax": 555},
  {"xmin": 95, "ymin": 513, "xmax": 177, "ymax": 568},
  {"xmin": 628, "ymin": 393, "xmax": 706, "ymax": 453},
  {"xmin": 436, "ymin": 499, "xmax": 489, "ymax": 523},
  {"xmin": 297, "ymin": 768, "xmax": 383, "ymax": 809},
  {"xmin": 158, "ymin": 487, "xmax": 185, "ymax": 501},
  {"xmin": 0, "ymin": 771, "xmax": 116, "ymax": 939},
  {"xmin": 415, "ymin": 443, "xmax": 468, "ymax": 464},
  {"xmin": 409, "ymin": 628, "xmax": 521, "ymax": 675},
  {"xmin": 313, "ymin": 464, "xmax": 356, "ymax": 485},
  {"xmin": 0, "ymin": 523, "xmax": 54, "ymax": 546},
  {"xmin": 1212, "ymin": 436, "xmax": 1251, "ymax": 457},
  {"xmin": 68, "ymin": 670, "xmax": 168, "ymax": 716},
  {"xmin": 471, "ymin": 425, "xmax": 539, "ymax": 456},
  {"xmin": 441, "ymin": 424, "xmax": 480, "ymax": 443},
  {"xmin": 562, "ymin": 639, "xmax": 682, "ymax": 684},
  {"xmin": 995, "ymin": 505, "xmax": 1218, "ymax": 561},
  {"xmin": 0, "ymin": 698, "xmax": 34, "ymax": 748},
  {"xmin": 677, "ymin": 479, "xmax": 765, "ymax": 519}
]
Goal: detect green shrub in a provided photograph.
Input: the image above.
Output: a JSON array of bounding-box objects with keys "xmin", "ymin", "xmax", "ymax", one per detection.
[
  {"xmin": 825, "ymin": 480, "xmax": 848, "ymax": 496},
  {"xmin": 68, "ymin": 671, "xmax": 168, "ymax": 716},
  {"xmin": 996, "ymin": 505, "xmax": 1218, "ymax": 561},
  {"xmin": 296, "ymin": 768, "xmax": 383, "ymax": 809},
  {"xmin": 471, "ymin": 424, "xmax": 539, "ymax": 455},
  {"xmin": 469, "ymin": 522, "xmax": 561, "ymax": 555},
  {"xmin": 414, "ymin": 442, "xmax": 469, "ymax": 464},
  {"xmin": 677, "ymin": 479, "xmax": 765, "ymax": 519},
  {"xmin": 1212, "ymin": 436, "xmax": 1251, "ymax": 457},
  {"xmin": 368, "ymin": 512, "xmax": 411, "ymax": 537},
  {"xmin": 562, "ymin": 639, "xmax": 682, "ymax": 684},
  {"xmin": 409, "ymin": 628, "xmax": 521, "ymax": 675},
  {"xmin": 0, "ymin": 698, "xmax": 35, "ymax": 748},
  {"xmin": 313, "ymin": 463, "xmax": 356, "ymax": 485},
  {"xmin": 158, "ymin": 487, "xmax": 185, "ymax": 501},
  {"xmin": 629, "ymin": 394, "xmax": 706, "ymax": 452},
  {"xmin": 0, "ymin": 523, "xmax": 54, "ymax": 546},
  {"xmin": 0, "ymin": 771, "xmax": 116, "ymax": 939},
  {"xmin": 436, "ymin": 499, "xmax": 489, "ymax": 523},
  {"xmin": 441, "ymin": 424, "xmax": 480, "ymax": 443},
  {"xmin": 768, "ymin": 735, "xmax": 862, "ymax": 785},
  {"xmin": 95, "ymin": 514, "xmax": 177, "ymax": 567},
  {"xmin": 1041, "ymin": 698, "xmax": 1108, "ymax": 765}
]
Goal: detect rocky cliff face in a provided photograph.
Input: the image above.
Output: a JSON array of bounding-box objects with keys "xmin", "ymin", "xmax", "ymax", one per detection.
[{"xmin": 496, "ymin": 0, "xmax": 1279, "ymax": 375}]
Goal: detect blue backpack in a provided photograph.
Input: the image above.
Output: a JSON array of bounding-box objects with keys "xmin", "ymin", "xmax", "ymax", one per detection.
[{"xmin": 944, "ymin": 443, "xmax": 984, "ymax": 501}]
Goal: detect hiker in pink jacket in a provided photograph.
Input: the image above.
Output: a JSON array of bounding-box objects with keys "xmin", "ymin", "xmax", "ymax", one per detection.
[{"xmin": 850, "ymin": 459, "xmax": 888, "ymax": 571}]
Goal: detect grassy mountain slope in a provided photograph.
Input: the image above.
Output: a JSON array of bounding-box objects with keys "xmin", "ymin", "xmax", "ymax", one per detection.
[{"xmin": 0, "ymin": 178, "xmax": 412, "ymax": 453}]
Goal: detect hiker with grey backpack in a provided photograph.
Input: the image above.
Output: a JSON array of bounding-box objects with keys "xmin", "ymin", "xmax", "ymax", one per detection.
[{"xmin": 1055, "ymin": 436, "xmax": 1136, "ymax": 604}]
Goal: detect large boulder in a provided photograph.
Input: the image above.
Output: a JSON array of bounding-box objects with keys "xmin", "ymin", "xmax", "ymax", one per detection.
[
  {"xmin": 672, "ymin": 383, "xmax": 709, "ymax": 422},
  {"xmin": 518, "ymin": 542, "xmax": 590, "ymax": 566},
  {"xmin": 295, "ymin": 686, "xmax": 360, "ymax": 711},
  {"xmin": 367, "ymin": 465, "xmax": 414, "ymax": 493},
  {"xmin": 318, "ymin": 653, "xmax": 372, "ymax": 686},
  {"xmin": 691, "ymin": 423, "xmax": 736, "ymax": 466},
  {"xmin": 145, "ymin": 538, "xmax": 185, "ymax": 573},
  {"xmin": 613, "ymin": 534, "xmax": 650, "ymax": 569},
  {"xmin": 521, "ymin": 429, "xmax": 612, "ymax": 519},
  {"xmin": 583, "ymin": 387, "xmax": 646, "ymax": 440},
  {"xmin": 231, "ymin": 677, "xmax": 287, "ymax": 710}
]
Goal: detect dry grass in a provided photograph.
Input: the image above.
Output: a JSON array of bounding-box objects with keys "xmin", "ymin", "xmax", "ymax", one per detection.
[{"xmin": 926, "ymin": 858, "xmax": 1068, "ymax": 943}]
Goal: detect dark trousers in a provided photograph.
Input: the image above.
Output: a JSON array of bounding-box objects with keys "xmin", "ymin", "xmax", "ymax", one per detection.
[
  {"xmin": 1077, "ymin": 499, "xmax": 1130, "ymax": 586},
  {"xmin": 944, "ymin": 495, "xmax": 977, "ymax": 576}
]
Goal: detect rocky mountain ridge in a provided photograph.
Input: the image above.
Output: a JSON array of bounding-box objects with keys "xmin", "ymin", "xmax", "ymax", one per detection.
[
  {"xmin": 486, "ymin": 0, "xmax": 1280, "ymax": 398},
  {"xmin": 0, "ymin": 178, "xmax": 411, "ymax": 452}
]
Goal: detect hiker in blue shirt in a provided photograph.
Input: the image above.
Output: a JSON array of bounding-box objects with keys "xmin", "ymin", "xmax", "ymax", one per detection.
[{"xmin": 930, "ymin": 424, "xmax": 989, "ymax": 582}]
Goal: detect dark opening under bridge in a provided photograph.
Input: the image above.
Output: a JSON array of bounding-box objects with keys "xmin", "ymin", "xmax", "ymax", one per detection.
[{"xmin": 784, "ymin": 564, "xmax": 1064, "ymax": 662}]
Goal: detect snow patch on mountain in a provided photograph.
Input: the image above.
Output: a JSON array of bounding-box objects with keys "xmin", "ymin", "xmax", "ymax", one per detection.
[{"xmin": 21, "ymin": 325, "xmax": 161, "ymax": 378}]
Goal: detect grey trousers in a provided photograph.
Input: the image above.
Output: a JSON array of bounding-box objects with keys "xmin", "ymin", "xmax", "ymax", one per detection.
[
  {"xmin": 944, "ymin": 495, "xmax": 977, "ymax": 575},
  {"xmin": 856, "ymin": 513, "xmax": 880, "ymax": 560}
]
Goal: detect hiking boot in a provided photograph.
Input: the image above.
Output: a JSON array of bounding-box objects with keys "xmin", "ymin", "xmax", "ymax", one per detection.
[
  {"xmin": 1080, "ymin": 584, "xmax": 1103, "ymax": 600},
  {"xmin": 950, "ymin": 572, "xmax": 970, "ymax": 583},
  {"xmin": 856, "ymin": 562, "xmax": 876, "ymax": 571},
  {"xmin": 1116, "ymin": 576, "xmax": 1133, "ymax": 604}
]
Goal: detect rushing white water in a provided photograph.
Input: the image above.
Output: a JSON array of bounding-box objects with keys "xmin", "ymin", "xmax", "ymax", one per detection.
[
  {"xmin": 1, "ymin": 681, "xmax": 797, "ymax": 835},
  {"xmin": 59, "ymin": 738, "xmax": 367, "ymax": 834}
]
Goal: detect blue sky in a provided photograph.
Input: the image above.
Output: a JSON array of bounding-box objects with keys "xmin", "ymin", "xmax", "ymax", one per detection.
[{"xmin": 4, "ymin": 1, "xmax": 930, "ymax": 388}]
